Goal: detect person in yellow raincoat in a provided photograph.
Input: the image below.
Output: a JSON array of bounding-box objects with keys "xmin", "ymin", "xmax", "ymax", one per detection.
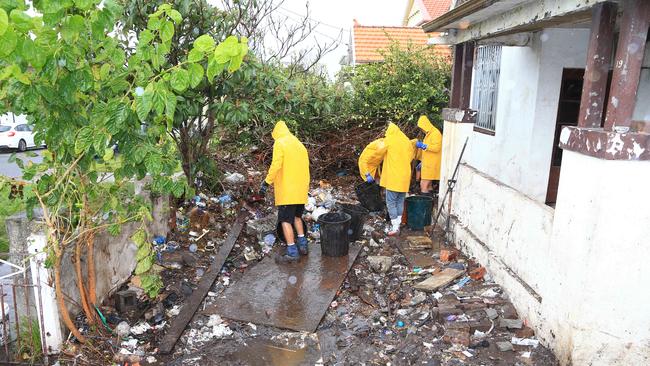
[
  {"xmin": 415, "ymin": 115, "xmax": 442, "ymax": 194},
  {"xmin": 358, "ymin": 138, "xmax": 387, "ymax": 183},
  {"xmin": 380, "ymin": 123, "xmax": 415, "ymax": 236},
  {"xmin": 259, "ymin": 121, "xmax": 310, "ymax": 263}
]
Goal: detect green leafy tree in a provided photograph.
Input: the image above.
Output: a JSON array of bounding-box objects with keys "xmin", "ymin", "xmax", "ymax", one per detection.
[
  {"xmin": 345, "ymin": 43, "xmax": 451, "ymax": 129},
  {"xmin": 0, "ymin": 0, "xmax": 246, "ymax": 343},
  {"xmin": 120, "ymin": 0, "xmax": 343, "ymax": 188}
]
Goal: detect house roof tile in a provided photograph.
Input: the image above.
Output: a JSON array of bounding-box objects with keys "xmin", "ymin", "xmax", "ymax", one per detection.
[
  {"xmin": 421, "ymin": 0, "xmax": 452, "ymax": 21},
  {"xmin": 352, "ymin": 24, "xmax": 450, "ymax": 64}
]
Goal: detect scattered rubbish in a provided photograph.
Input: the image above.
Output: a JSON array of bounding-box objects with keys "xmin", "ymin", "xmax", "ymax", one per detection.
[
  {"xmin": 263, "ymin": 233, "xmax": 276, "ymax": 246},
  {"xmin": 158, "ymin": 216, "xmax": 245, "ymax": 354},
  {"xmin": 447, "ymin": 262, "xmax": 465, "ymax": 270},
  {"xmin": 224, "ymin": 172, "xmax": 246, "ymax": 184},
  {"xmin": 497, "ymin": 341, "xmax": 514, "ymax": 351},
  {"xmin": 208, "ymin": 243, "xmax": 361, "ymax": 332},
  {"xmin": 218, "ymin": 194, "xmax": 233, "ymax": 204},
  {"xmin": 130, "ymin": 322, "xmax": 151, "ymax": 335},
  {"xmin": 367, "ymin": 256, "xmax": 392, "ymax": 273},
  {"xmin": 116, "ymin": 321, "xmax": 131, "ymax": 338},
  {"xmin": 512, "ymin": 337, "xmax": 540, "ymax": 347},
  {"xmin": 500, "ymin": 318, "xmax": 524, "ymax": 329},
  {"xmin": 115, "ymin": 289, "xmax": 138, "ymax": 313},
  {"xmin": 406, "ymin": 236, "xmax": 434, "ymax": 249},
  {"xmin": 414, "ymin": 268, "xmax": 465, "ymax": 292},
  {"xmin": 469, "ymin": 266, "xmax": 487, "ymax": 280},
  {"xmin": 485, "ymin": 308, "xmax": 499, "ymax": 320},
  {"xmin": 311, "ymin": 206, "xmax": 329, "ymax": 221},
  {"xmin": 450, "ymin": 276, "xmax": 471, "ymax": 290},
  {"xmin": 481, "ymin": 287, "xmax": 502, "ymax": 298},
  {"xmin": 410, "ymin": 292, "xmax": 427, "ymax": 306},
  {"xmin": 94, "ymin": 173, "xmax": 557, "ymax": 364},
  {"xmin": 440, "ymin": 249, "xmax": 458, "ymax": 262}
]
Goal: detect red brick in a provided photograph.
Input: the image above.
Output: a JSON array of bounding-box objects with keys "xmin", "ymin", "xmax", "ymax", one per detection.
[
  {"xmin": 440, "ymin": 249, "xmax": 458, "ymax": 262},
  {"xmin": 516, "ymin": 326, "xmax": 536, "ymax": 338},
  {"xmin": 469, "ymin": 266, "xmax": 486, "ymax": 280}
]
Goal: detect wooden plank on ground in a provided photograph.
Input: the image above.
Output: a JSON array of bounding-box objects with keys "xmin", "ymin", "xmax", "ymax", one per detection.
[
  {"xmin": 391, "ymin": 238, "xmax": 436, "ymax": 268},
  {"xmin": 206, "ymin": 243, "xmax": 361, "ymax": 332},
  {"xmin": 414, "ymin": 268, "xmax": 465, "ymax": 292},
  {"xmin": 406, "ymin": 236, "xmax": 435, "ymax": 250},
  {"xmin": 158, "ymin": 213, "xmax": 246, "ymax": 354}
]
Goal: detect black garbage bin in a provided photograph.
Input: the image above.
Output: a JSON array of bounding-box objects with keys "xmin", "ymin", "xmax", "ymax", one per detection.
[
  {"xmin": 318, "ymin": 212, "xmax": 351, "ymax": 257},
  {"xmin": 340, "ymin": 203, "xmax": 369, "ymax": 241}
]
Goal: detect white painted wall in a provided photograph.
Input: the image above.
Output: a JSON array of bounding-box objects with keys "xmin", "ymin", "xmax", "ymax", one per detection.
[
  {"xmin": 442, "ymin": 150, "xmax": 650, "ymax": 365},
  {"xmin": 542, "ymin": 150, "xmax": 650, "ymax": 365},
  {"xmin": 467, "ymin": 28, "xmax": 590, "ymax": 201},
  {"xmin": 439, "ymin": 27, "xmax": 650, "ymax": 366}
]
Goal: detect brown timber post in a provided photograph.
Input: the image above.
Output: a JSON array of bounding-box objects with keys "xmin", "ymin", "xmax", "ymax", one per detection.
[
  {"xmin": 604, "ymin": 0, "xmax": 650, "ymax": 131},
  {"xmin": 578, "ymin": 2, "xmax": 617, "ymax": 128},
  {"xmin": 450, "ymin": 44, "xmax": 464, "ymax": 108},
  {"xmin": 459, "ymin": 42, "xmax": 475, "ymax": 109}
]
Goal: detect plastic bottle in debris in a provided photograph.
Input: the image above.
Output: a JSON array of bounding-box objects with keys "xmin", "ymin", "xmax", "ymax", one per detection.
[
  {"xmin": 264, "ymin": 234, "xmax": 276, "ymax": 246},
  {"xmin": 218, "ymin": 194, "xmax": 232, "ymax": 205}
]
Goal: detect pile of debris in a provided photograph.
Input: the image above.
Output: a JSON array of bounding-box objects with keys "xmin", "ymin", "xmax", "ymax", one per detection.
[{"xmin": 57, "ymin": 168, "xmax": 558, "ymax": 366}]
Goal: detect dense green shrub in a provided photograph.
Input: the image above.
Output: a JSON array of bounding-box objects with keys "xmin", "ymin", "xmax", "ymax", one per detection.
[
  {"xmin": 344, "ymin": 43, "xmax": 451, "ymax": 130},
  {"xmin": 218, "ymin": 59, "xmax": 349, "ymax": 142}
]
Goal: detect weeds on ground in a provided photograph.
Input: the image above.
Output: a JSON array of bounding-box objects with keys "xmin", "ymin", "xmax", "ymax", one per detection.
[{"xmin": 15, "ymin": 318, "xmax": 42, "ymax": 364}]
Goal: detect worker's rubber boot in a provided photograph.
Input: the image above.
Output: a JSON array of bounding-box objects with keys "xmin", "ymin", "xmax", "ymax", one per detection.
[
  {"xmin": 387, "ymin": 217, "xmax": 401, "ymax": 237},
  {"xmin": 275, "ymin": 244, "xmax": 299, "ymax": 264},
  {"xmin": 296, "ymin": 236, "xmax": 309, "ymax": 255}
]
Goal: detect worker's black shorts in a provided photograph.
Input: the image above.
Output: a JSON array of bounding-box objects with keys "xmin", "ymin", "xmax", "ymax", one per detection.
[{"xmin": 277, "ymin": 204, "xmax": 305, "ymax": 223}]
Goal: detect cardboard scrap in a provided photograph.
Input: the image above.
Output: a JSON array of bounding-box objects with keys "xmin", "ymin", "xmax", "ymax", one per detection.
[{"xmin": 406, "ymin": 236, "xmax": 435, "ymax": 250}]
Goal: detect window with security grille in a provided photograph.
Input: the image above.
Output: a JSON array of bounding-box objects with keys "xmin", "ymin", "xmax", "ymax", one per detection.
[{"xmin": 471, "ymin": 45, "xmax": 502, "ymax": 132}]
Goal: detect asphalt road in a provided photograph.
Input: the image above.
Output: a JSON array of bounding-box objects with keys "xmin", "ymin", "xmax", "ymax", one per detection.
[{"xmin": 0, "ymin": 149, "xmax": 44, "ymax": 179}]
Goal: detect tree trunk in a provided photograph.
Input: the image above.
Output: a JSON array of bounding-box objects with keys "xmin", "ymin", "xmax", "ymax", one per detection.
[
  {"xmin": 74, "ymin": 238, "xmax": 96, "ymax": 325},
  {"xmin": 86, "ymin": 231, "xmax": 96, "ymax": 305},
  {"xmin": 55, "ymin": 256, "xmax": 86, "ymax": 343}
]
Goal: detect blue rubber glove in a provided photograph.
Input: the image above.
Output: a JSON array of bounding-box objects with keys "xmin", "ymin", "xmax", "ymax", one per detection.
[
  {"xmin": 259, "ymin": 181, "xmax": 269, "ymax": 195},
  {"xmin": 416, "ymin": 141, "xmax": 427, "ymax": 150},
  {"xmin": 365, "ymin": 173, "xmax": 374, "ymax": 183}
]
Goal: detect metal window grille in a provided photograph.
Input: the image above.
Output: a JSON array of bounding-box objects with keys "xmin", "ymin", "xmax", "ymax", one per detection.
[{"xmin": 472, "ymin": 45, "xmax": 502, "ymax": 132}]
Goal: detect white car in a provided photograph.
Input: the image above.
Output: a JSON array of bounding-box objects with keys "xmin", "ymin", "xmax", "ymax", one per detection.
[{"xmin": 0, "ymin": 124, "xmax": 44, "ymax": 152}]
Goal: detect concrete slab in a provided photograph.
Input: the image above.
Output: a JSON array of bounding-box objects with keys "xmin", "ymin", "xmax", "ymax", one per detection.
[{"xmin": 210, "ymin": 243, "xmax": 360, "ymax": 332}]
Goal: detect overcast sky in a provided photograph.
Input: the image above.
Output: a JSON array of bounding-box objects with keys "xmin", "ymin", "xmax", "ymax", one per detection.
[{"xmin": 271, "ymin": 0, "xmax": 406, "ymax": 77}]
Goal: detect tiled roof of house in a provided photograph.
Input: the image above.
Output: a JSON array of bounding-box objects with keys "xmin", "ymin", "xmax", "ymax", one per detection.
[
  {"xmin": 421, "ymin": 0, "xmax": 452, "ymax": 21},
  {"xmin": 352, "ymin": 23, "xmax": 450, "ymax": 64}
]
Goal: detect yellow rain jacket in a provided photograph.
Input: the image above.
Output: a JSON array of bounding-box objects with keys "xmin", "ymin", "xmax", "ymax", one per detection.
[
  {"xmin": 264, "ymin": 121, "xmax": 310, "ymax": 206},
  {"xmin": 417, "ymin": 115, "xmax": 442, "ymax": 180},
  {"xmin": 380, "ymin": 123, "xmax": 415, "ymax": 193},
  {"xmin": 358, "ymin": 138, "xmax": 387, "ymax": 181}
]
